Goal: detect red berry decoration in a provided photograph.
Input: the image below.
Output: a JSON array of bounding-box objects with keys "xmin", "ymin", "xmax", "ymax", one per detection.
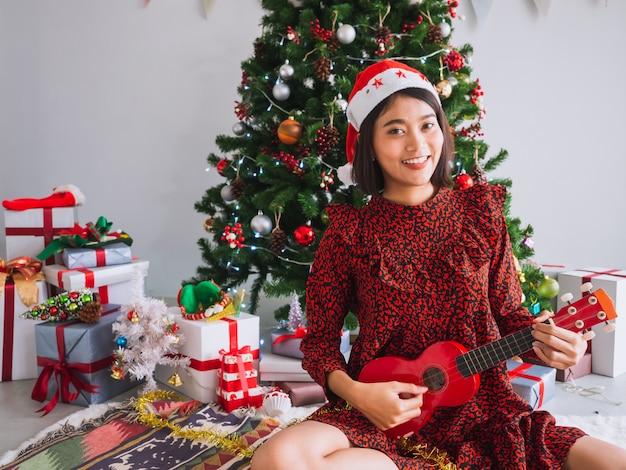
[
  {"xmin": 222, "ymin": 223, "xmax": 245, "ymax": 249},
  {"xmin": 217, "ymin": 159, "xmax": 230, "ymax": 176},
  {"xmin": 294, "ymin": 223, "xmax": 316, "ymax": 246},
  {"xmin": 454, "ymin": 172, "xmax": 474, "ymax": 190}
]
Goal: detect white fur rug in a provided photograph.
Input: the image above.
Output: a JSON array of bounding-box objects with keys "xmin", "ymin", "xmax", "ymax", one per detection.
[{"xmin": 554, "ymin": 414, "xmax": 626, "ymax": 448}]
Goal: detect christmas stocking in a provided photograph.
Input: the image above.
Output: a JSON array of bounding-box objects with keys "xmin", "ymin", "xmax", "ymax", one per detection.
[{"xmin": 2, "ymin": 184, "xmax": 85, "ymax": 211}]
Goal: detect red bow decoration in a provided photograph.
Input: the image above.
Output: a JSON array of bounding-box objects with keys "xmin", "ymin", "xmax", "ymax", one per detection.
[
  {"xmin": 0, "ymin": 256, "xmax": 42, "ymax": 281},
  {"xmin": 31, "ymin": 323, "xmax": 101, "ymax": 416},
  {"xmin": 272, "ymin": 326, "xmax": 308, "ymax": 346},
  {"xmin": 219, "ymin": 346, "xmax": 253, "ymax": 399},
  {"xmin": 0, "ymin": 257, "xmax": 45, "ymax": 306}
]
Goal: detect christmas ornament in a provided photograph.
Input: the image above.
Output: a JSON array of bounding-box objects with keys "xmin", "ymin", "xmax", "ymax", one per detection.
[
  {"xmin": 167, "ymin": 371, "xmax": 184, "ymax": 387},
  {"xmin": 438, "ymin": 22, "xmax": 451, "ymax": 38},
  {"xmin": 279, "ymin": 62, "xmax": 295, "ymax": 80},
  {"xmin": 277, "ymin": 117, "xmax": 303, "ymax": 145},
  {"xmin": 320, "ymin": 171, "xmax": 334, "ymax": 190},
  {"xmin": 232, "ymin": 122, "xmax": 247, "ymax": 136},
  {"xmin": 216, "ymin": 158, "xmax": 230, "ymax": 176},
  {"xmin": 454, "ymin": 172, "xmax": 474, "ymax": 190},
  {"xmin": 287, "ymin": 0, "xmax": 305, "ymax": 7},
  {"xmin": 230, "ymin": 175, "xmax": 246, "ymax": 199},
  {"xmin": 220, "ymin": 184, "xmax": 236, "ymax": 203},
  {"xmin": 314, "ymin": 56, "xmax": 332, "ymax": 81},
  {"xmin": 203, "ymin": 217, "xmax": 215, "ymax": 232},
  {"xmin": 251, "ymin": 211, "xmax": 272, "ymax": 236},
  {"xmin": 263, "ymin": 387, "xmax": 292, "ymax": 417},
  {"xmin": 426, "ymin": 23, "xmax": 443, "ymax": 43},
  {"xmin": 272, "ymin": 82, "xmax": 291, "ymax": 101},
  {"xmin": 270, "ymin": 227, "xmax": 287, "ymax": 255},
  {"xmin": 222, "ymin": 223, "xmax": 245, "ymax": 249},
  {"xmin": 336, "ymin": 24, "xmax": 356, "ymax": 44},
  {"xmin": 470, "ymin": 147, "xmax": 487, "ymax": 184},
  {"xmin": 436, "ymin": 79, "xmax": 453, "ymax": 99},
  {"xmin": 443, "ymin": 50, "xmax": 465, "ymax": 72},
  {"xmin": 294, "ymin": 223, "xmax": 316, "ymax": 246},
  {"xmin": 538, "ymin": 277, "xmax": 560, "ymax": 299},
  {"xmin": 2, "ymin": 184, "xmax": 85, "ymax": 211},
  {"xmin": 20, "ymin": 288, "xmax": 100, "ymax": 322}
]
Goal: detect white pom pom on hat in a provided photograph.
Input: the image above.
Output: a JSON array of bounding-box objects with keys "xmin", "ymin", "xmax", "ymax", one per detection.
[{"xmin": 345, "ymin": 60, "xmax": 440, "ymax": 165}]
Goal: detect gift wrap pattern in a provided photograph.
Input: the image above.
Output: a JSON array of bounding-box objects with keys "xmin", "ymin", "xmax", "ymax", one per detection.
[
  {"xmin": 557, "ymin": 267, "xmax": 625, "ymax": 377},
  {"xmin": 61, "ymin": 242, "xmax": 133, "ymax": 269},
  {"xmin": 155, "ymin": 309, "xmax": 260, "ymax": 404},
  {"xmin": 217, "ymin": 349, "xmax": 263, "ymax": 412}
]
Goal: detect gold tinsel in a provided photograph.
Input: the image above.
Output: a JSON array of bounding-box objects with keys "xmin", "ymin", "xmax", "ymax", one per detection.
[
  {"xmin": 397, "ymin": 438, "xmax": 458, "ymax": 470},
  {"xmin": 133, "ymin": 390, "xmax": 255, "ymax": 458}
]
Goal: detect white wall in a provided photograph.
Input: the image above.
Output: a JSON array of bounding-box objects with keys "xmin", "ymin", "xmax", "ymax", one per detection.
[{"xmin": 2, "ymin": 1, "xmax": 625, "ymax": 324}]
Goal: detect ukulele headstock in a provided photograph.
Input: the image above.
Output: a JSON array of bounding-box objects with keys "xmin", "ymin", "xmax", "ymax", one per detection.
[{"xmin": 553, "ymin": 284, "xmax": 618, "ymax": 337}]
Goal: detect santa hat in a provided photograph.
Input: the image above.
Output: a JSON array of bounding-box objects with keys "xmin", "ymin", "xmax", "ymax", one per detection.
[
  {"xmin": 345, "ymin": 60, "xmax": 440, "ymax": 165},
  {"xmin": 2, "ymin": 184, "xmax": 86, "ymax": 211}
]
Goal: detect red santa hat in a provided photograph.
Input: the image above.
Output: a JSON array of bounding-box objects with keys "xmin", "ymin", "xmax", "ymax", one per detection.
[
  {"xmin": 345, "ymin": 60, "xmax": 440, "ymax": 164},
  {"xmin": 2, "ymin": 184, "xmax": 86, "ymax": 211}
]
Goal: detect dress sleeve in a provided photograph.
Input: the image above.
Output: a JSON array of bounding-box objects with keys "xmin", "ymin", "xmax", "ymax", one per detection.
[
  {"xmin": 482, "ymin": 185, "xmax": 535, "ymax": 335},
  {"xmin": 301, "ymin": 204, "xmax": 355, "ymax": 398}
]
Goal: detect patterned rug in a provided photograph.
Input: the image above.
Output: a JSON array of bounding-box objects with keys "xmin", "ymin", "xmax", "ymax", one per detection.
[{"xmin": 0, "ymin": 392, "xmax": 313, "ymax": 470}]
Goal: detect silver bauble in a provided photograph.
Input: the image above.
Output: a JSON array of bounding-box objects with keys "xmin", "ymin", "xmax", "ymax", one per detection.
[
  {"xmin": 279, "ymin": 63, "xmax": 295, "ymax": 80},
  {"xmin": 220, "ymin": 184, "xmax": 236, "ymax": 203},
  {"xmin": 251, "ymin": 212, "xmax": 273, "ymax": 236},
  {"xmin": 439, "ymin": 22, "xmax": 451, "ymax": 38},
  {"xmin": 336, "ymin": 24, "xmax": 356, "ymax": 44},
  {"xmin": 232, "ymin": 122, "xmax": 247, "ymax": 136},
  {"xmin": 272, "ymin": 82, "xmax": 291, "ymax": 101}
]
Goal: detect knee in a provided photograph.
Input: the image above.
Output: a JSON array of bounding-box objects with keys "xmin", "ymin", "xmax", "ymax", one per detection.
[{"xmin": 250, "ymin": 439, "xmax": 302, "ymax": 470}]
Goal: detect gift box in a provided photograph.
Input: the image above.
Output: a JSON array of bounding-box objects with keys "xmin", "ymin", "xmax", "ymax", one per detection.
[
  {"xmin": 43, "ymin": 260, "xmax": 149, "ymax": 305},
  {"xmin": 32, "ymin": 305, "xmax": 138, "ymax": 414},
  {"xmin": 507, "ymin": 360, "xmax": 556, "ymax": 410},
  {"xmin": 216, "ymin": 385, "xmax": 263, "ymax": 412},
  {"xmin": 4, "ymin": 207, "xmax": 78, "ymax": 265},
  {"xmin": 557, "ymin": 268, "xmax": 625, "ymax": 377},
  {"xmin": 275, "ymin": 380, "xmax": 327, "ymax": 406},
  {"xmin": 1, "ymin": 277, "xmax": 47, "ymax": 381},
  {"xmin": 154, "ymin": 308, "xmax": 260, "ymax": 403},
  {"xmin": 216, "ymin": 348, "xmax": 263, "ymax": 412},
  {"xmin": 556, "ymin": 352, "xmax": 592, "ymax": 382},
  {"xmin": 61, "ymin": 242, "xmax": 133, "ymax": 269},
  {"xmin": 270, "ymin": 327, "xmax": 351, "ymax": 359},
  {"xmin": 259, "ymin": 351, "xmax": 313, "ymax": 383}
]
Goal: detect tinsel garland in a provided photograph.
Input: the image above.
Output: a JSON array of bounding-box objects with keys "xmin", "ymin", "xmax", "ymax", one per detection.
[{"xmin": 132, "ymin": 390, "xmax": 256, "ymax": 458}]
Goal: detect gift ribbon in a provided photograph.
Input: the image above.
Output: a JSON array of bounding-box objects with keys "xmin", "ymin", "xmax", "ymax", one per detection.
[
  {"xmin": 2, "ymin": 278, "xmax": 16, "ymax": 382},
  {"xmin": 272, "ymin": 326, "xmax": 307, "ymax": 345},
  {"xmin": 508, "ymin": 362, "xmax": 545, "ymax": 409},
  {"xmin": 55, "ymin": 268, "xmax": 113, "ymax": 304},
  {"xmin": 0, "ymin": 257, "xmax": 44, "ymax": 306},
  {"xmin": 580, "ymin": 269, "xmax": 626, "ymax": 284},
  {"xmin": 4, "ymin": 208, "xmax": 67, "ymax": 265}
]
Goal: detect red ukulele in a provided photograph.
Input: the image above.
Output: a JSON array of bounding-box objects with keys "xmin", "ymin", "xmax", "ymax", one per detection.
[{"xmin": 358, "ymin": 283, "xmax": 618, "ymax": 439}]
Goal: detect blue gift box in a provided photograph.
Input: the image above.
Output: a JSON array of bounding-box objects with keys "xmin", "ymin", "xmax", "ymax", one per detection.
[{"xmin": 506, "ymin": 360, "xmax": 556, "ymax": 410}]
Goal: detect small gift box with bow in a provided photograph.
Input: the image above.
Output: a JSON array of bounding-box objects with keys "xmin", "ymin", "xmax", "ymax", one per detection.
[
  {"xmin": 32, "ymin": 304, "xmax": 138, "ymax": 415},
  {"xmin": 154, "ymin": 309, "xmax": 260, "ymax": 403},
  {"xmin": 0, "ymin": 257, "xmax": 48, "ymax": 382},
  {"xmin": 506, "ymin": 360, "xmax": 556, "ymax": 410},
  {"xmin": 270, "ymin": 327, "xmax": 351, "ymax": 359},
  {"xmin": 216, "ymin": 347, "xmax": 263, "ymax": 412}
]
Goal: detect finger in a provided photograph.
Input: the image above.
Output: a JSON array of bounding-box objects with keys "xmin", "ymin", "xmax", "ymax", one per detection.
[
  {"xmin": 533, "ymin": 310, "xmax": 554, "ymax": 323},
  {"xmin": 394, "ymin": 382, "xmax": 428, "ymax": 396}
]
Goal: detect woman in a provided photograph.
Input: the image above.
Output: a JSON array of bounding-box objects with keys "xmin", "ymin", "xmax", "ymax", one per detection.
[{"xmin": 251, "ymin": 60, "xmax": 626, "ymax": 469}]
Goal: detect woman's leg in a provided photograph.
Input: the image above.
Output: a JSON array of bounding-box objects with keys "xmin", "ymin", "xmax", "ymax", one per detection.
[
  {"xmin": 250, "ymin": 420, "xmax": 398, "ymax": 470},
  {"xmin": 563, "ymin": 435, "xmax": 626, "ymax": 470}
]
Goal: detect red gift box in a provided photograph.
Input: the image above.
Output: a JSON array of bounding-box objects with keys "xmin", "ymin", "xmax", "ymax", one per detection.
[{"xmin": 217, "ymin": 346, "xmax": 262, "ymax": 412}]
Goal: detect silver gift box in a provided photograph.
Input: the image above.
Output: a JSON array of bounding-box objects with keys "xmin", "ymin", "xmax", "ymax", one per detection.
[{"xmin": 62, "ymin": 242, "xmax": 132, "ymax": 269}]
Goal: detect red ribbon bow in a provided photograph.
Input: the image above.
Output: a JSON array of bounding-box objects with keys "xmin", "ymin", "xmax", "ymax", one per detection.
[
  {"xmin": 272, "ymin": 326, "xmax": 308, "ymax": 345},
  {"xmin": 31, "ymin": 323, "xmax": 102, "ymax": 416},
  {"xmin": 0, "ymin": 256, "xmax": 42, "ymax": 281},
  {"xmin": 508, "ymin": 362, "xmax": 546, "ymax": 409}
]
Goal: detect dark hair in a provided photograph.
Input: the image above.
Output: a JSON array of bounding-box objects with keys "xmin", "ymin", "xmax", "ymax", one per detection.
[{"xmin": 352, "ymin": 88, "xmax": 454, "ymax": 196}]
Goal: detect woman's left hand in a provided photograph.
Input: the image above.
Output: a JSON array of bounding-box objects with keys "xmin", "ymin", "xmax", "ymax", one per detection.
[{"xmin": 530, "ymin": 310, "xmax": 588, "ymax": 369}]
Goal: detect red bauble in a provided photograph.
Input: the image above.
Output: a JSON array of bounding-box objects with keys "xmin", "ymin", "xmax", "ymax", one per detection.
[
  {"xmin": 294, "ymin": 224, "xmax": 316, "ymax": 246},
  {"xmin": 454, "ymin": 173, "xmax": 474, "ymax": 190},
  {"xmin": 217, "ymin": 159, "xmax": 230, "ymax": 176}
]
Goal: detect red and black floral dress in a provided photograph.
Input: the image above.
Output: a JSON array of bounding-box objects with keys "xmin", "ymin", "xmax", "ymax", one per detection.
[{"xmin": 301, "ymin": 184, "xmax": 585, "ymax": 469}]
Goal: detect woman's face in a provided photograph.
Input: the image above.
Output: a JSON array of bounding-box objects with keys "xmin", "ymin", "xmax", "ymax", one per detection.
[{"xmin": 372, "ymin": 94, "xmax": 444, "ymax": 204}]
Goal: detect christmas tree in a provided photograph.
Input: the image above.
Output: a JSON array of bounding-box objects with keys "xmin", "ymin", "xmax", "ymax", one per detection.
[{"xmin": 189, "ymin": 0, "xmax": 554, "ymax": 321}]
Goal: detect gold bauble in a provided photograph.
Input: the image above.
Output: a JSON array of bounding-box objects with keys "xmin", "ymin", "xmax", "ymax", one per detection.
[
  {"xmin": 111, "ymin": 368, "xmax": 123, "ymax": 380},
  {"xmin": 277, "ymin": 117, "xmax": 303, "ymax": 145},
  {"xmin": 436, "ymin": 79, "xmax": 452, "ymax": 99},
  {"xmin": 204, "ymin": 217, "xmax": 215, "ymax": 232},
  {"xmin": 168, "ymin": 372, "xmax": 184, "ymax": 387}
]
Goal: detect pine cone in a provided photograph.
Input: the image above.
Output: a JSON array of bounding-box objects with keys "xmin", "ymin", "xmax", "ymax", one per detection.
[
  {"xmin": 374, "ymin": 26, "xmax": 391, "ymax": 44},
  {"xmin": 270, "ymin": 228, "xmax": 287, "ymax": 256},
  {"xmin": 79, "ymin": 301, "xmax": 102, "ymax": 323},
  {"xmin": 230, "ymin": 176, "xmax": 246, "ymax": 199},
  {"xmin": 326, "ymin": 125, "xmax": 340, "ymax": 148},
  {"xmin": 471, "ymin": 163, "xmax": 488, "ymax": 185},
  {"xmin": 314, "ymin": 56, "xmax": 331, "ymax": 81},
  {"xmin": 426, "ymin": 23, "xmax": 443, "ymax": 43},
  {"xmin": 327, "ymin": 34, "xmax": 340, "ymax": 54},
  {"xmin": 253, "ymin": 40, "xmax": 265, "ymax": 60}
]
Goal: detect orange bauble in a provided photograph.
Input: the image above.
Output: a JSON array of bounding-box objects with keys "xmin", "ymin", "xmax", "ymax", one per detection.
[{"xmin": 277, "ymin": 117, "xmax": 304, "ymax": 145}]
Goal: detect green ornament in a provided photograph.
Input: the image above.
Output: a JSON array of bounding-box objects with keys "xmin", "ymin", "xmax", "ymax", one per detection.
[{"xmin": 538, "ymin": 277, "xmax": 560, "ymax": 299}]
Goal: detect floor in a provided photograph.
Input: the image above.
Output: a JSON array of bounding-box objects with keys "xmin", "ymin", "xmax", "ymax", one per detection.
[{"xmin": 1, "ymin": 371, "xmax": 624, "ymax": 458}]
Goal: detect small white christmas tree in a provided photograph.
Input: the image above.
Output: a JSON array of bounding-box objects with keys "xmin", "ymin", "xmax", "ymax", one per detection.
[
  {"xmin": 111, "ymin": 265, "xmax": 189, "ymax": 391},
  {"xmin": 287, "ymin": 292, "xmax": 305, "ymax": 331}
]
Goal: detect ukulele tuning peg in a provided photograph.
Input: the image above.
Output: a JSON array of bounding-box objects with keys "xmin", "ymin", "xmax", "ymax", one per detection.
[
  {"xmin": 560, "ymin": 292, "xmax": 574, "ymax": 304},
  {"xmin": 579, "ymin": 282, "xmax": 594, "ymax": 294},
  {"xmin": 603, "ymin": 322, "xmax": 616, "ymax": 333},
  {"xmin": 582, "ymin": 330, "xmax": 596, "ymax": 341}
]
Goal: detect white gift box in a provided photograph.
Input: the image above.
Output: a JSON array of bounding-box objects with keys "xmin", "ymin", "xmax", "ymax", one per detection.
[
  {"xmin": 557, "ymin": 267, "xmax": 625, "ymax": 377},
  {"xmin": 42, "ymin": 260, "xmax": 149, "ymax": 305},
  {"xmin": 1, "ymin": 279, "xmax": 47, "ymax": 381},
  {"xmin": 154, "ymin": 308, "xmax": 260, "ymax": 403},
  {"xmin": 3, "ymin": 207, "xmax": 78, "ymax": 264}
]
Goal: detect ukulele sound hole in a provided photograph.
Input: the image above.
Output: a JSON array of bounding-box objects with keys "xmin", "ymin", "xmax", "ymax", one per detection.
[{"xmin": 422, "ymin": 366, "xmax": 446, "ymax": 391}]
